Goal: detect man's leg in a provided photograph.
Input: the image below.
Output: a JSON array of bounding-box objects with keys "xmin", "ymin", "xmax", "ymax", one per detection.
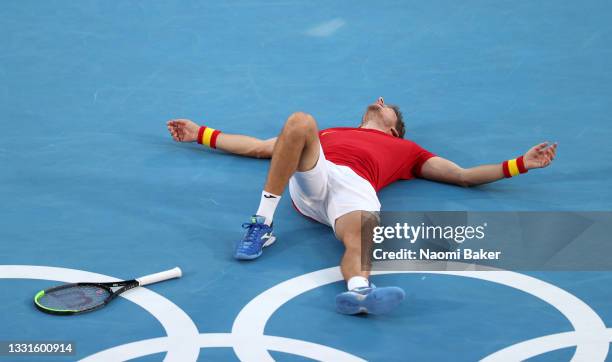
[
  {"xmin": 263, "ymin": 112, "xmax": 321, "ymax": 195},
  {"xmin": 334, "ymin": 211, "xmax": 374, "ymax": 282},
  {"xmin": 334, "ymin": 211, "xmax": 405, "ymax": 315},
  {"xmin": 255, "ymin": 112, "xmax": 320, "ymax": 224},
  {"xmin": 235, "ymin": 112, "xmax": 321, "ymax": 260}
]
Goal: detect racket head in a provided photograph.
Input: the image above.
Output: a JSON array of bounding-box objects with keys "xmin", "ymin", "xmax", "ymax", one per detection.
[{"xmin": 34, "ymin": 283, "xmax": 115, "ymax": 315}]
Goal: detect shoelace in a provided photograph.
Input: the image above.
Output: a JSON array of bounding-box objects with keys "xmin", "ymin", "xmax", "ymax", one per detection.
[
  {"xmin": 240, "ymin": 222, "xmax": 261, "ymax": 249},
  {"xmin": 351, "ymin": 287, "xmax": 372, "ymax": 294}
]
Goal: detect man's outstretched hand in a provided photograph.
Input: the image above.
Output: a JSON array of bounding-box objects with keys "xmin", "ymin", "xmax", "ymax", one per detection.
[
  {"xmin": 524, "ymin": 142, "xmax": 558, "ymax": 169},
  {"xmin": 167, "ymin": 119, "xmax": 200, "ymax": 142}
]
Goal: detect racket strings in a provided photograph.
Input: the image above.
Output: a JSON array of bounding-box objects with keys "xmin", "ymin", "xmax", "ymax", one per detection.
[{"xmin": 37, "ymin": 285, "xmax": 111, "ymax": 311}]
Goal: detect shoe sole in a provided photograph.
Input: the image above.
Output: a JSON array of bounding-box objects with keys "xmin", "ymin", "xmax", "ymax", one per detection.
[
  {"xmin": 336, "ymin": 287, "xmax": 405, "ymax": 315},
  {"xmin": 234, "ymin": 236, "xmax": 276, "ymax": 260}
]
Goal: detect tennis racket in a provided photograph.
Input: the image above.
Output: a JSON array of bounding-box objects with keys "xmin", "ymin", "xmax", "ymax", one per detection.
[{"xmin": 34, "ymin": 267, "xmax": 182, "ymax": 315}]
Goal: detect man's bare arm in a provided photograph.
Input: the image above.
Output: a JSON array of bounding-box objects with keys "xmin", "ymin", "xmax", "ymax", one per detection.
[
  {"xmin": 216, "ymin": 134, "xmax": 276, "ymax": 159},
  {"xmin": 167, "ymin": 119, "xmax": 276, "ymax": 159},
  {"xmin": 420, "ymin": 142, "xmax": 558, "ymax": 187}
]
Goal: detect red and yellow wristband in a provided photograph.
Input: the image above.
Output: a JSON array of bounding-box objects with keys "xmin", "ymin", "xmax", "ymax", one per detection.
[
  {"xmin": 502, "ymin": 156, "xmax": 528, "ymax": 178},
  {"xmin": 197, "ymin": 126, "xmax": 221, "ymax": 149}
]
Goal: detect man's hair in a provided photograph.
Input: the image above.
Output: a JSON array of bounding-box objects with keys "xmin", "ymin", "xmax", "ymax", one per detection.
[{"xmin": 389, "ymin": 104, "xmax": 405, "ymax": 138}]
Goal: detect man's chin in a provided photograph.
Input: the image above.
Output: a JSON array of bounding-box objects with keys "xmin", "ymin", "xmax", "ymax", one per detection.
[
  {"xmin": 364, "ymin": 108, "xmax": 382, "ymax": 121},
  {"xmin": 365, "ymin": 106, "xmax": 382, "ymax": 118}
]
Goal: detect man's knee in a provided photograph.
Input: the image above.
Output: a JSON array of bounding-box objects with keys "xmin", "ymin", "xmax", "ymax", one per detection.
[
  {"xmin": 343, "ymin": 240, "xmax": 361, "ymax": 255},
  {"xmin": 284, "ymin": 112, "xmax": 317, "ymax": 135},
  {"xmin": 361, "ymin": 211, "xmax": 380, "ymax": 231},
  {"xmin": 359, "ymin": 211, "xmax": 379, "ymax": 257}
]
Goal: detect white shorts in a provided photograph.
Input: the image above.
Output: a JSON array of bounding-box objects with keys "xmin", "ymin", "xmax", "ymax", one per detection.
[{"xmin": 288, "ymin": 146, "xmax": 381, "ymax": 231}]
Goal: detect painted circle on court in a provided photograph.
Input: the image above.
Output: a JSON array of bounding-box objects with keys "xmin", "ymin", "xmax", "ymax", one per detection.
[
  {"xmin": 0, "ymin": 265, "xmax": 200, "ymax": 362},
  {"xmin": 80, "ymin": 333, "xmax": 365, "ymax": 361},
  {"xmin": 231, "ymin": 264, "xmax": 609, "ymax": 361},
  {"xmin": 2, "ymin": 264, "xmax": 609, "ymax": 361}
]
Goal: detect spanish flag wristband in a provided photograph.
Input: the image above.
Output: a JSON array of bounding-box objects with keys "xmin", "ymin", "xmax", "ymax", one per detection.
[
  {"xmin": 197, "ymin": 126, "xmax": 221, "ymax": 149},
  {"xmin": 502, "ymin": 156, "xmax": 528, "ymax": 178}
]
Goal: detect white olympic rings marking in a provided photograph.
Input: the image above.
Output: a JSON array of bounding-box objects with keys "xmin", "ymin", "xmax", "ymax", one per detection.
[{"xmin": 2, "ymin": 264, "xmax": 609, "ymax": 361}]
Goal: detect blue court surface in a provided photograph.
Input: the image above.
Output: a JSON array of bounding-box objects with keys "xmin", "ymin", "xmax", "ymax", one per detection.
[{"xmin": 2, "ymin": 1, "xmax": 612, "ymax": 361}]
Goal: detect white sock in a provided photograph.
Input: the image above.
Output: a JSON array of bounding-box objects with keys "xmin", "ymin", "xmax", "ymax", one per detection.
[
  {"xmin": 255, "ymin": 190, "xmax": 281, "ymax": 225},
  {"xmin": 347, "ymin": 276, "xmax": 369, "ymax": 291}
]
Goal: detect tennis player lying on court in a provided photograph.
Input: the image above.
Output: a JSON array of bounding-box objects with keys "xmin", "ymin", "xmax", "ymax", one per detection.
[{"xmin": 167, "ymin": 97, "xmax": 557, "ymax": 315}]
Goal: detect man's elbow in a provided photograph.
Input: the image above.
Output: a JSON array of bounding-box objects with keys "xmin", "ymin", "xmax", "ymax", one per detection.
[
  {"xmin": 457, "ymin": 180, "xmax": 472, "ymax": 188},
  {"xmin": 457, "ymin": 170, "xmax": 473, "ymax": 188},
  {"xmin": 253, "ymin": 149, "xmax": 270, "ymax": 159},
  {"xmin": 252, "ymin": 141, "xmax": 273, "ymax": 159}
]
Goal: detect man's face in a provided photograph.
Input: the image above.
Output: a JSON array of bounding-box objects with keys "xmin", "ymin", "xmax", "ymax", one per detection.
[{"xmin": 364, "ymin": 97, "xmax": 399, "ymax": 136}]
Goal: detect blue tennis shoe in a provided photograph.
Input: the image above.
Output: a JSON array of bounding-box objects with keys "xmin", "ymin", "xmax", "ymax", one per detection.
[
  {"xmin": 336, "ymin": 285, "xmax": 405, "ymax": 315},
  {"xmin": 234, "ymin": 215, "xmax": 276, "ymax": 260}
]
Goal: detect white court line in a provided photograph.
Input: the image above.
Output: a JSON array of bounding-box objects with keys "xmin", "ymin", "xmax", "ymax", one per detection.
[
  {"xmin": 80, "ymin": 333, "xmax": 365, "ymax": 362},
  {"xmin": 4, "ymin": 264, "xmax": 609, "ymax": 361},
  {"xmin": 482, "ymin": 329, "xmax": 612, "ymax": 361},
  {"xmin": 231, "ymin": 264, "xmax": 609, "ymax": 361},
  {"xmin": 0, "ymin": 265, "xmax": 200, "ymax": 362}
]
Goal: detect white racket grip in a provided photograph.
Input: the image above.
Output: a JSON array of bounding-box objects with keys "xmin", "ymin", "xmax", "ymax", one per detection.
[{"xmin": 136, "ymin": 267, "xmax": 182, "ymax": 286}]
